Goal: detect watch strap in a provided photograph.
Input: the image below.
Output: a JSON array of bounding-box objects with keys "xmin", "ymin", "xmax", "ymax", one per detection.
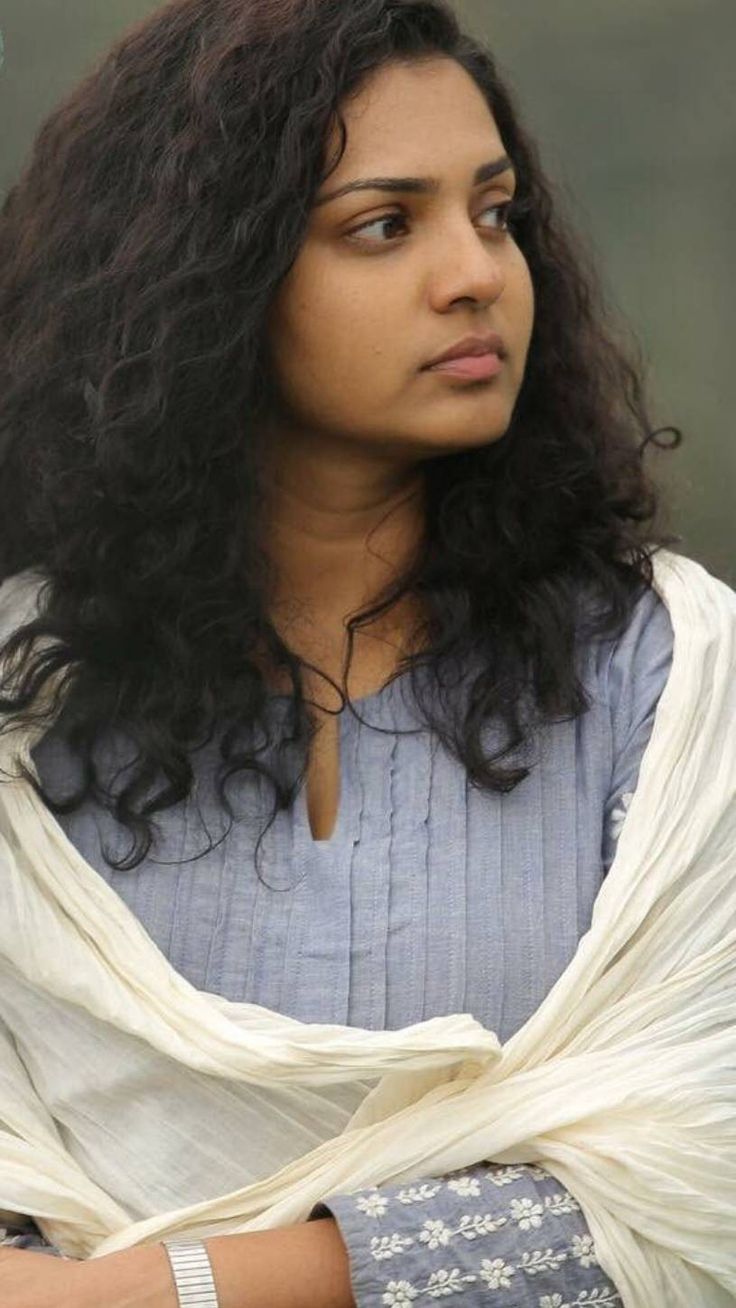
[{"xmin": 162, "ymin": 1238, "xmax": 220, "ymax": 1307}]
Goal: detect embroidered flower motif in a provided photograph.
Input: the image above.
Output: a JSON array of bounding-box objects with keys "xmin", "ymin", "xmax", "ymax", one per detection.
[
  {"xmin": 518, "ymin": 1247, "xmax": 568, "ymax": 1275},
  {"xmin": 537, "ymin": 1289, "xmax": 621, "ymax": 1307},
  {"xmin": 509, "ymin": 1195, "xmax": 544, "ymax": 1229},
  {"xmin": 544, "ymin": 1191, "xmax": 581, "ymax": 1216},
  {"xmin": 456, "ymin": 1212, "xmax": 507, "ymax": 1239},
  {"xmin": 486, "ymin": 1164, "xmax": 525, "ymax": 1186},
  {"xmin": 355, "ymin": 1190, "xmax": 389, "ymax": 1217},
  {"xmin": 418, "ymin": 1219, "xmax": 452, "ymax": 1250},
  {"xmin": 478, "ymin": 1256, "xmax": 516, "ymax": 1289},
  {"xmin": 445, "ymin": 1174, "xmax": 481, "ymax": 1198},
  {"xmin": 572, "ymin": 1291, "xmax": 622, "ymax": 1305},
  {"xmin": 425, "ymin": 1267, "xmax": 476, "ymax": 1297},
  {"xmin": 370, "ymin": 1233, "xmax": 414, "ymax": 1261},
  {"xmin": 397, "ymin": 1182, "xmax": 443, "ymax": 1205},
  {"xmin": 570, "ymin": 1232, "xmax": 598, "ymax": 1267},
  {"xmin": 382, "ymin": 1280, "xmax": 419, "ymax": 1306}
]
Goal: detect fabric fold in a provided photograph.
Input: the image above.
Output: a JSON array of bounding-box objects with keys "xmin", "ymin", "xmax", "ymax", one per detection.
[{"xmin": 0, "ymin": 549, "xmax": 733, "ymax": 1307}]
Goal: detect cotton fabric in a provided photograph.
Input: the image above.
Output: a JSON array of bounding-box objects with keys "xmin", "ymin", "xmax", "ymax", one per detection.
[
  {"xmin": 26, "ymin": 572, "xmax": 674, "ymax": 1042},
  {"xmin": 16, "ymin": 559, "xmax": 673, "ymax": 1304},
  {"xmin": 310, "ymin": 1164, "xmax": 623, "ymax": 1308},
  {"xmin": 0, "ymin": 549, "xmax": 733, "ymax": 1308}
]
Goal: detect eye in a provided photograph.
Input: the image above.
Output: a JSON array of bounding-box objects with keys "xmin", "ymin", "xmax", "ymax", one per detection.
[
  {"xmin": 476, "ymin": 200, "xmax": 515, "ymax": 233},
  {"xmin": 347, "ymin": 212, "xmax": 410, "ymax": 243},
  {"xmin": 346, "ymin": 200, "xmax": 518, "ymax": 246}
]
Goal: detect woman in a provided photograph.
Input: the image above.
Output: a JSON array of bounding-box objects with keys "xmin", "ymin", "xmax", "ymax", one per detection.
[{"xmin": 0, "ymin": 0, "xmax": 718, "ymax": 1306}]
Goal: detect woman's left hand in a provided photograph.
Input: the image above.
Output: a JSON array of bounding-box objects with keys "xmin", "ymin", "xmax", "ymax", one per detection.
[{"xmin": 0, "ymin": 1240, "xmax": 177, "ymax": 1308}]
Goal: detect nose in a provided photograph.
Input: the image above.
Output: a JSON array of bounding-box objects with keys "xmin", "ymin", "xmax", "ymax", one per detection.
[{"xmin": 427, "ymin": 217, "xmax": 506, "ymax": 312}]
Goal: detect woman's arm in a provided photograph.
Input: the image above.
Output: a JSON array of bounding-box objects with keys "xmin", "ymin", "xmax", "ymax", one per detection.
[
  {"xmin": 75, "ymin": 1166, "xmax": 620, "ymax": 1308},
  {"xmin": 304, "ymin": 1162, "xmax": 620, "ymax": 1308},
  {"xmin": 72, "ymin": 1218, "xmax": 353, "ymax": 1308}
]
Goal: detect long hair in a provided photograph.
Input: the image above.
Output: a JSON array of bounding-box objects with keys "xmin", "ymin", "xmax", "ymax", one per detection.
[{"xmin": 0, "ymin": 0, "xmax": 682, "ymax": 872}]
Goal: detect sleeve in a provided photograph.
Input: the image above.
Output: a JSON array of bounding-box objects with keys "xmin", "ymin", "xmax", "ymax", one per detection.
[
  {"xmin": 308, "ymin": 1163, "xmax": 622, "ymax": 1307},
  {"xmin": 600, "ymin": 585, "xmax": 674, "ymax": 874}
]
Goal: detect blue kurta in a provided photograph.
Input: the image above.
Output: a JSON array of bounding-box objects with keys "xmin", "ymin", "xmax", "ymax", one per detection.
[{"xmin": 8, "ymin": 585, "xmax": 674, "ymax": 1307}]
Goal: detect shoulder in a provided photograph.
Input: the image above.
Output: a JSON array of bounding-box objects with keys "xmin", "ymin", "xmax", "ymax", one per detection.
[
  {"xmin": 588, "ymin": 548, "xmax": 736, "ymax": 735},
  {"xmin": 576, "ymin": 567, "xmax": 674, "ymax": 740},
  {"xmin": 603, "ymin": 584, "xmax": 674, "ymax": 725}
]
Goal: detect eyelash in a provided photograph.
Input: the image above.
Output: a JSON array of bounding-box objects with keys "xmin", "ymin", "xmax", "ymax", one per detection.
[{"xmin": 347, "ymin": 200, "xmax": 519, "ymax": 246}]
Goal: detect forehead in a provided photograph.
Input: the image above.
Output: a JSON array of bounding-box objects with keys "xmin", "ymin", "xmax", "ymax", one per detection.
[{"xmin": 326, "ymin": 57, "xmax": 504, "ymax": 177}]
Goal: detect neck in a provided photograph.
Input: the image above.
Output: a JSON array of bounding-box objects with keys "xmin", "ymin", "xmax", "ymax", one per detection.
[{"xmin": 257, "ymin": 425, "xmax": 427, "ymax": 623}]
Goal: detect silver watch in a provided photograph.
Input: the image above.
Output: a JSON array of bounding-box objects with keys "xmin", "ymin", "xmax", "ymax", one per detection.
[{"xmin": 162, "ymin": 1238, "xmax": 220, "ymax": 1307}]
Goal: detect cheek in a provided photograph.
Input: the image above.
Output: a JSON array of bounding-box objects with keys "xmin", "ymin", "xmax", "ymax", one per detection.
[
  {"xmin": 270, "ymin": 271, "xmax": 397, "ymax": 408},
  {"xmin": 503, "ymin": 254, "xmax": 535, "ymax": 385},
  {"xmin": 516, "ymin": 255, "xmax": 535, "ymax": 336}
]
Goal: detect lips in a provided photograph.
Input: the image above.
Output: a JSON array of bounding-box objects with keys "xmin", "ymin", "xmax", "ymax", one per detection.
[
  {"xmin": 428, "ymin": 353, "xmax": 503, "ymax": 381},
  {"xmin": 424, "ymin": 332, "xmax": 507, "ymax": 369}
]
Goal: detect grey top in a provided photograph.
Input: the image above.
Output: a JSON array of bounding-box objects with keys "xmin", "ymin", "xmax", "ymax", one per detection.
[{"xmin": 14, "ymin": 585, "xmax": 674, "ymax": 1306}]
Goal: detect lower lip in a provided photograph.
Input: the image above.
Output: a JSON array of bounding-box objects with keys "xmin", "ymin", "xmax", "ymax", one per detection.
[{"xmin": 425, "ymin": 353, "xmax": 504, "ymax": 381}]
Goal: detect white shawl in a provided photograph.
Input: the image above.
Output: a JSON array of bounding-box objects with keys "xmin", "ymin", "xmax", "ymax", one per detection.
[{"xmin": 0, "ymin": 548, "xmax": 734, "ymax": 1306}]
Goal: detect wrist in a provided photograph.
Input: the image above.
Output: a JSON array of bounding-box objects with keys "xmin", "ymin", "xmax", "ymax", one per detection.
[
  {"xmin": 164, "ymin": 1237, "xmax": 220, "ymax": 1307},
  {"xmin": 77, "ymin": 1241, "xmax": 178, "ymax": 1308},
  {"xmin": 205, "ymin": 1220, "xmax": 354, "ymax": 1308}
]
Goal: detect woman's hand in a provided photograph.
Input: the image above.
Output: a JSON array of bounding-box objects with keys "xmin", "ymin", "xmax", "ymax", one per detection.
[{"xmin": 0, "ymin": 1241, "xmax": 177, "ymax": 1308}]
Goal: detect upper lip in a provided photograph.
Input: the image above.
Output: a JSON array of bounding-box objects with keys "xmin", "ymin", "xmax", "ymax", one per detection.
[{"xmin": 424, "ymin": 332, "xmax": 507, "ymax": 368}]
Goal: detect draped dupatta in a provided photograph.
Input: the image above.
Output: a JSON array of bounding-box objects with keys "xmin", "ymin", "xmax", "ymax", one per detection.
[{"xmin": 0, "ymin": 548, "xmax": 734, "ymax": 1306}]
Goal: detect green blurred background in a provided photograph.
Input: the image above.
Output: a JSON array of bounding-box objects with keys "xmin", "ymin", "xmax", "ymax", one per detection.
[{"xmin": 1, "ymin": 1, "xmax": 733, "ymax": 583}]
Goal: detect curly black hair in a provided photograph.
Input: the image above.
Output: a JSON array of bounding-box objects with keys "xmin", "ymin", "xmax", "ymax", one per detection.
[{"xmin": 0, "ymin": 0, "xmax": 682, "ymax": 873}]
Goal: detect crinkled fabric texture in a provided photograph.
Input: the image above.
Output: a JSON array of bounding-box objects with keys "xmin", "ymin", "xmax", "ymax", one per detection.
[
  {"xmin": 0, "ymin": 551, "xmax": 732, "ymax": 1308},
  {"xmin": 12, "ymin": 565, "xmax": 671, "ymax": 1301}
]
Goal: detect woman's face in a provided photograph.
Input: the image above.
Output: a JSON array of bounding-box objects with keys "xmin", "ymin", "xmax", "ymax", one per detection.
[{"xmin": 264, "ymin": 56, "xmax": 535, "ymax": 462}]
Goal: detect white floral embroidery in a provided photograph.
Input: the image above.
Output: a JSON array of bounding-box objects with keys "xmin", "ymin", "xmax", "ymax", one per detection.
[
  {"xmin": 570, "ymin": 1232, "xmax": 598, "ymax": 1267},
  {"xmin": 575, "ymin": 1291, "xmax": 622, "ymax": 1305},
  {"xmin": 412, "ymin": 1211, "xmax": 509, "ymax": 1251},
  {"xmin": 455, "ymin": 1212, "xmax": 507, "ymax": 1239},
  {"xmin": 445, "ymin": 1175, "xmax": 481, "ymax": 1198},
  {"xmin": 397, "ymin": 1182, "xmax": 443, "ymax": 1205},
  {"xmin": 509, "ymin": 1195, "xmax": 545, "ymax": 1229},
  {"xmin": 538, "ymin": 1290, "xmax": 622, "ymax": 1308},
  {"xmin": 382, "ymin": 1279, "xmax": 419, "ymax": 1305},
  {"xmin": 478, "ymin": 1255, "xmax": 516, "ymax": 1289},
  {"xmin": 425, "ymin": 1267, "xmax": 477, "ymax": 1297},
  {"xmin": 518, "ymin": 1246, "xmax": 569, "ymax": 1276},
  {"xmin": 544, "ymin": 1190, "xmax": 581, "ymax": 1216},
  {"xmin": 381, "ymin": 1270, "xmax": 477, "ymax": 1303},
  {"xmin": 355, "ymin": 1190, "xmax": 390, "ymax": 1218},
  {"xmin": 371, "ymin": 1232, "xmax": 415, "ymax": 1260},
  {"xmin": 419, "ymin": 1219, "xmax": 452, "ymax": 1250},
  {"xmin": 347, "ymin": 1166, "xmax": 620, "ymax": 1307},
  {"xmin": 484, "ymin": 1164, "xmax": 526, "ymax": 1186}
]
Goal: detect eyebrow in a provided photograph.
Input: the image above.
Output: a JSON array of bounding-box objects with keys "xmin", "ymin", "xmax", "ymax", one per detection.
[{"xmin": 314, "ymin": 154, "xmax": 516, "ymax": 206}]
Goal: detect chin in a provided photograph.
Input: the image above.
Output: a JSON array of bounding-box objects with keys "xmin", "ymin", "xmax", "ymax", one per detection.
[{"xmin": 420, "ymin": 416, "xmax": 512, "ymax": 448}]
